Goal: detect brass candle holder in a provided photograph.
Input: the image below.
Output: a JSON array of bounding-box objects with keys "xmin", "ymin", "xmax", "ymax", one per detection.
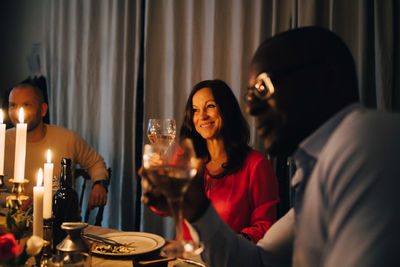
[
  {"xmin": 33, "ymin": 218, "xmax": 53, "ymax": 266},
  {"xmin": 42, "ymin": 218, "xmax": 54, "ymax": 257},
  {"xmin": 34, "ymin": 239, "xmax": 50, "ymax": 267},
  {"xmin": 8, "ymin": 178, "xmax": 29, "ymax": 201}
]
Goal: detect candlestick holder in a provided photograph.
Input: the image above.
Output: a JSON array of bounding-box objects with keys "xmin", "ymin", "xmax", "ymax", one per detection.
[
  {"xmin": 0, "ymin": 175, "xmax": 7, "ymax": 192},
  {"xmin": 34, "ymin": 249, "xmax": 43, "ymax": 267},
  {"xmin": 42, "ymin": 218, "xmax": 54, "ymax": 257},
  {"xmin": 8, "ymin": 178, "xmax": 29, "ymax": 200},
  {"xmin": 31, "ymin": 219, "xmax": 54, "ymax": 267},
  {"xmin": 34, "ymin": 239, "xmax": 50, "ymax": 267}
]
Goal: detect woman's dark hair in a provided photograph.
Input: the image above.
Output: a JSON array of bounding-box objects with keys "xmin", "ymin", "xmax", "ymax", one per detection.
[{"xmin": 180, "ymin": 79, "xmax": 250, "ymax": 175}]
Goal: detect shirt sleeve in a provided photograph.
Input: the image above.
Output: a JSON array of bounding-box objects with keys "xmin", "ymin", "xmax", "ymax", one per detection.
[
  {"xmin": 71, "ymin": 131, "xmax": 108, "ymax": 182},
  {"xmin": 240, "ymin": 155, "xmax": 280, "ymax": 242},
  {"xmin": 193, "ymin": 205, "xmax": 291, "ymax": 267}
]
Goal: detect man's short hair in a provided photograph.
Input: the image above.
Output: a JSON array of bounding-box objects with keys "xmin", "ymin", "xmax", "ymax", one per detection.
[{"xmin": 14, "ymin": 76, "xmax": 46, "ymax": 104}]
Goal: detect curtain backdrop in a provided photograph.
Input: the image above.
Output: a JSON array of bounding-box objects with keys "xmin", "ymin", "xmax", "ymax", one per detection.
[
  {"xmin": 43, "ymin": 0, "xmax": 143, "ymax": 230},
  {"xmin": 141, "ymin": 0, "xmax": 279, "ymax": 238},
  {"xmin": 297, "ymin": 0, "xmax": 400, "ymax": 111},
  {"xmin": 42, "ymin": 0, "xmax": 399, "ymax": 235},
  {"xmin": 141, "ymin": 0, "xmax": 400, "ymax": 237}
]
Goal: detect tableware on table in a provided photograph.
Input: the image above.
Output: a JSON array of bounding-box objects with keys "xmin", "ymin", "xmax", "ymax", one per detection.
[
  {"xmin": 89, "ymin": 232, "xmax": 165, "ymax": 257},
  {"xmin": 84, "ymin": 233, "xmax": 132, "ymax": 247},
  {"xmin": 48, "ymin": 252, "xmax": 91, "ymax": 267},
  {"xmin": 57, "ymin": 222, "xmax": 90, "ymax": 253},
  {"xmin": 142, "ymin": 139, "xmax": 203, "ymax": 258},
  {"xmin": 47, "ymin": 254, "xmax": 63, "ymax": 267},
  {"xmin": 133, "ymin": 256, "xmax": 175, "ymax": 267},
  {"xmin": 147, "ymin": 119, "xmax": 176, "ymax": 146}
]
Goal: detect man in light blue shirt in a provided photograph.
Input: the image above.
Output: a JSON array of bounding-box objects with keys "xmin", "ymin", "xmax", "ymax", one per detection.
[{"xmin": 144, "ymin": 27, "xmax": 400, "ymax": 266}]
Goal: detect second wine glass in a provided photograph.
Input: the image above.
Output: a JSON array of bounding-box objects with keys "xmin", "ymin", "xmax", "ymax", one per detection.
[{"xmin": 147, "ymin": 119, "xmax": 176, "ymax": 146}]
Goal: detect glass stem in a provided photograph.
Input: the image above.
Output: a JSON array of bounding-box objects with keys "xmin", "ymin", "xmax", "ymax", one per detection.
[{"xmin": 167, "ymin": 196, "xmax": 184, "ymax": 242}]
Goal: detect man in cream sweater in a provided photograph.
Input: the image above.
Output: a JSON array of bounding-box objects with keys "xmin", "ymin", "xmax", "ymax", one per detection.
[{"xmin": 3, "ymin": 80, "xmax": 108, "ymax": 210}]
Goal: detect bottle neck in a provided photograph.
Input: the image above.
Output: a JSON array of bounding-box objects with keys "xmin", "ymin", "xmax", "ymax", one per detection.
[{"xmin": 60, "ymin": 163, "xmax": 73, "ymax": 189}]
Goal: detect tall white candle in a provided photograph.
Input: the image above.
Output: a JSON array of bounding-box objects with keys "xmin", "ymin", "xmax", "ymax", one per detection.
[
  {"xmin": 33, "ymin": 168, "xmax": 44, "ymax": 238},
  {"xmin": 0, "ymin": 110, "xmax": 5, "ymax": 175},
  {"xmin": 13, "ymin": 108, "xmax": 27, "ymax": 183},
  {"xmin": 43, "ymin": 149, "xmax": 54, "ymax": 219}
]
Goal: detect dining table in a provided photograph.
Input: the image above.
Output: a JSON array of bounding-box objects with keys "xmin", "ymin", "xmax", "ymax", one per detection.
[{"xmin": 0, "ymin": 211, "xmax": 206, "ymax": 267}]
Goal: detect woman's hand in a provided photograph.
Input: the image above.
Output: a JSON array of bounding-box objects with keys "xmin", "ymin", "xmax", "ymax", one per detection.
[
  {"xmin": 139, "ymin": 164, "xmax": 210, "ymax": 222},
  {"xmin": 139, "ymin": 167, "xmax": 170, "ymax": 215}
]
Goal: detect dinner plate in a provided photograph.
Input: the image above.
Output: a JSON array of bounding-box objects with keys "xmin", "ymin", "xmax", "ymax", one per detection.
[{"xmin": 90, "ymin": 232, "xmax": 165, "ymax": 257}]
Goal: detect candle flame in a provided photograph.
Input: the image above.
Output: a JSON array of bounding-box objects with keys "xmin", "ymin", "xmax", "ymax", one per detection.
[
  {"xmin": 0, "ymin": 109, "xmax": 3, "ymax": 124},
  {"xmin": 18, "ymin": 108, "xmax": 24, "ymax": 123},
  {"xmin": 46, "ymin": 149, "xmax": 51, "ymax": 163},
  {"xmin": 37, "ymin": 168, "xmax": 43, "ymax": 186}
]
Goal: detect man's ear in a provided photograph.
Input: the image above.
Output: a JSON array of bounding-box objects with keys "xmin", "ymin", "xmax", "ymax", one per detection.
[{"xmin": 41, "ymin": 102, "xmax": 48, "ymax": 118}]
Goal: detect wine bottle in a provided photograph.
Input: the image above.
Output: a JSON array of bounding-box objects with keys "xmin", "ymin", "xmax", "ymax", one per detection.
[{"xmin": 53, "ymin": 158, "xmax": 81, "ymax": 249}]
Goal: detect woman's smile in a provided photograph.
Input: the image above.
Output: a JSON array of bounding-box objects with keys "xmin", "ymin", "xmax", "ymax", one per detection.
[{"xmin": 200, "ymin": 121, "xmax": 215, "ymax": 128}]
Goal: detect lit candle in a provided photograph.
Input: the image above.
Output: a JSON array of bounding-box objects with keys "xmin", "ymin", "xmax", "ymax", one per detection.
[
  {"xmin": 43, "ymin": 149, "xmax": 54, "ymax": 219},
  {"xmin": 33, "ymin": 168, "xmax": 44, "ymax": 238},
  {"xmin": 13, "ymin": 108, "xmax": 27, "ymax": 183},
  {"xmin": 0, "ymin": 110, "xmax": 5, "ymax": 175}
]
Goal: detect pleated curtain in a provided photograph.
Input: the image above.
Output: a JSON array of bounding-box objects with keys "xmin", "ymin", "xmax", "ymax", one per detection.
[{"xmin": 43, "ymin": 0, "xmax": 399, "ymax": 238}]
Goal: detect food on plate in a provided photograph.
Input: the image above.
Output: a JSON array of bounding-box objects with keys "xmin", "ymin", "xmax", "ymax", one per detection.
[{"xmin": 91, "ymin": 243, "xmax": 136, "ymax": 254}]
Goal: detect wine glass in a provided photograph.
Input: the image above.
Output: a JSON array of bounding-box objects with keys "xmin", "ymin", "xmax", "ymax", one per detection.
[
  {"xmin": 142, "ymin": 138, "xmax": 203, "ymax": 258},
  {"xmin": 147, "ymin": 118, "xmax": 176, "ymax": 146}
]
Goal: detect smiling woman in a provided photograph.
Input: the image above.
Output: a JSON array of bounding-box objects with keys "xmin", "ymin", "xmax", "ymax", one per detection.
[{"xmin": 178, "ymin": 79, "xmax": 280, "ymax": 243}]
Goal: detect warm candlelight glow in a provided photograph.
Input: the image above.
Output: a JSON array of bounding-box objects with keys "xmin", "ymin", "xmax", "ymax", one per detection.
[
  {"xmin": 46, "ymin": 149, "xmax": 51, "ymax": 163},
  {"xmin": 33, "ymin": 169, "xmax": 44, "ymax": 238},
  {"xmin": 18, "ymin": 108, "xmax": 24, "ymax": 123},
  {"xmin": 0, "ymin": 109, "xmax": 3, "ymax": 124},
  {"xmin": 37, "ymin": 168, "xmax": 43, "ymax": 187},
  {"xmin": 14, "ymin": 109, "xmax": 27, "ymax": 183},
  {"xmin": 43, "ymin": 151, "xmax": 54, "ymax": 219}
]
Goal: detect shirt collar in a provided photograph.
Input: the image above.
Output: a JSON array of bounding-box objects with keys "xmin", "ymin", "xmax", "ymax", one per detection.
[{"xmin": 298, "ymin": 103, "xmax": 362, "ymax": 160}]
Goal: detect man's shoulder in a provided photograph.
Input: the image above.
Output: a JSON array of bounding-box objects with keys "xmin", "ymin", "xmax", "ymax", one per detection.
[
  {"xmin": 335, "ymin": 108, "xmax": 400, "ymax": 140},
  {"xmin": 46, "ymin": 124, "xmax": 79, "ymax": 136},
  {"xmin": 320, "ymin": 108, "xmax": 400, "ymax": 164},
  {"xmin": 46, "ymin": 124, "xmax": 70, "ymax": 132}
]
